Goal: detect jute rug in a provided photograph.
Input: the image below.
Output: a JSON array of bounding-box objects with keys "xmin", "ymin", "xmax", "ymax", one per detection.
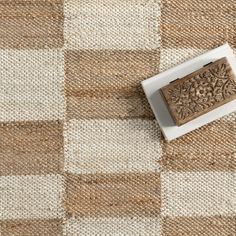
[{"xmin": 0, "ymin": 0, "xmax": 236, "ymax": 235}]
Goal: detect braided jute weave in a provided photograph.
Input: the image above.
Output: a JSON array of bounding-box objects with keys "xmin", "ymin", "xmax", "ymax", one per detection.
[{"xmin": 0, "ymin": 0, "xmax": 236, "ymax": 235}]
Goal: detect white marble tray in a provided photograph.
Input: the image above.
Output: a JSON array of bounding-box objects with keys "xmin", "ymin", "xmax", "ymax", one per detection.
[{"xmin": 141, "ymin": 43, "xmax": 236, "ymax": 141}]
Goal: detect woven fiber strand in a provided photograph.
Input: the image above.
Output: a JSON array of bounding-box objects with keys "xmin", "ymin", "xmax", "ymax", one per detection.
[{"xmin": 0, "ymin": 0, "xmax": 236, "ymax": 235}]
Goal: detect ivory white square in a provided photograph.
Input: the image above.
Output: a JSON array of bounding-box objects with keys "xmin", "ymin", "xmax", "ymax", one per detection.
[
  {"xmin": 64, "ymin": 217, "xmax": 161, "ymax": 236},
  {"xmin": 0, "ymin": 174, "xmax": 64, "ymax": 220},
  {"xmin": 159, "ymin": 48, "xmax": 206, "ymax": 72},
  {"xmin": 64, "ymin": 0, "xmax": 161, "ymax": 50},
  {"xmin": 64, "ymin": 119, "xmax": 162, "ymax": 174},
  {"xmin": 161, "ymin": 171, "xmax": 236, "ymax": 217},
  {"xmin": 0, "ymin": 49, "xmax": 65, "ymax": 122}
]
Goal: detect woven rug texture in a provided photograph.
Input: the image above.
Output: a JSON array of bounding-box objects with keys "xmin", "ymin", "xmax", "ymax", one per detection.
[{"xmin": 0, "ymin": 0, "xmax": 236, "ymax": 235}]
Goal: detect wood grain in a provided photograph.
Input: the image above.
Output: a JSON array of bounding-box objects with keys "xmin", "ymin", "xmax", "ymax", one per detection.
[{"xmin": 161, "ymin": 57, "xmax": 236, "ymax": 126}]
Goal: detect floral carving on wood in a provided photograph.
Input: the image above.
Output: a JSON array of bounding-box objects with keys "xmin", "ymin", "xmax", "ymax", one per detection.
[{"xmin": 161, "ymin": 58, "xmax": 236, "ymax": 126}]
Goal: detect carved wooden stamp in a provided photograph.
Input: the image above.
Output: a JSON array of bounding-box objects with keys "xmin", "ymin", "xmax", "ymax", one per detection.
[{"xmin": 160, "ymin": 57, "xmax": 236, "ymax": 126}]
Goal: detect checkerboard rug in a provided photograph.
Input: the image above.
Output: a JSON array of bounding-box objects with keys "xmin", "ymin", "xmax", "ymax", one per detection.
[{"xmin": 0, "ymin": 0, "xmax": 236, "ymax": 235}]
